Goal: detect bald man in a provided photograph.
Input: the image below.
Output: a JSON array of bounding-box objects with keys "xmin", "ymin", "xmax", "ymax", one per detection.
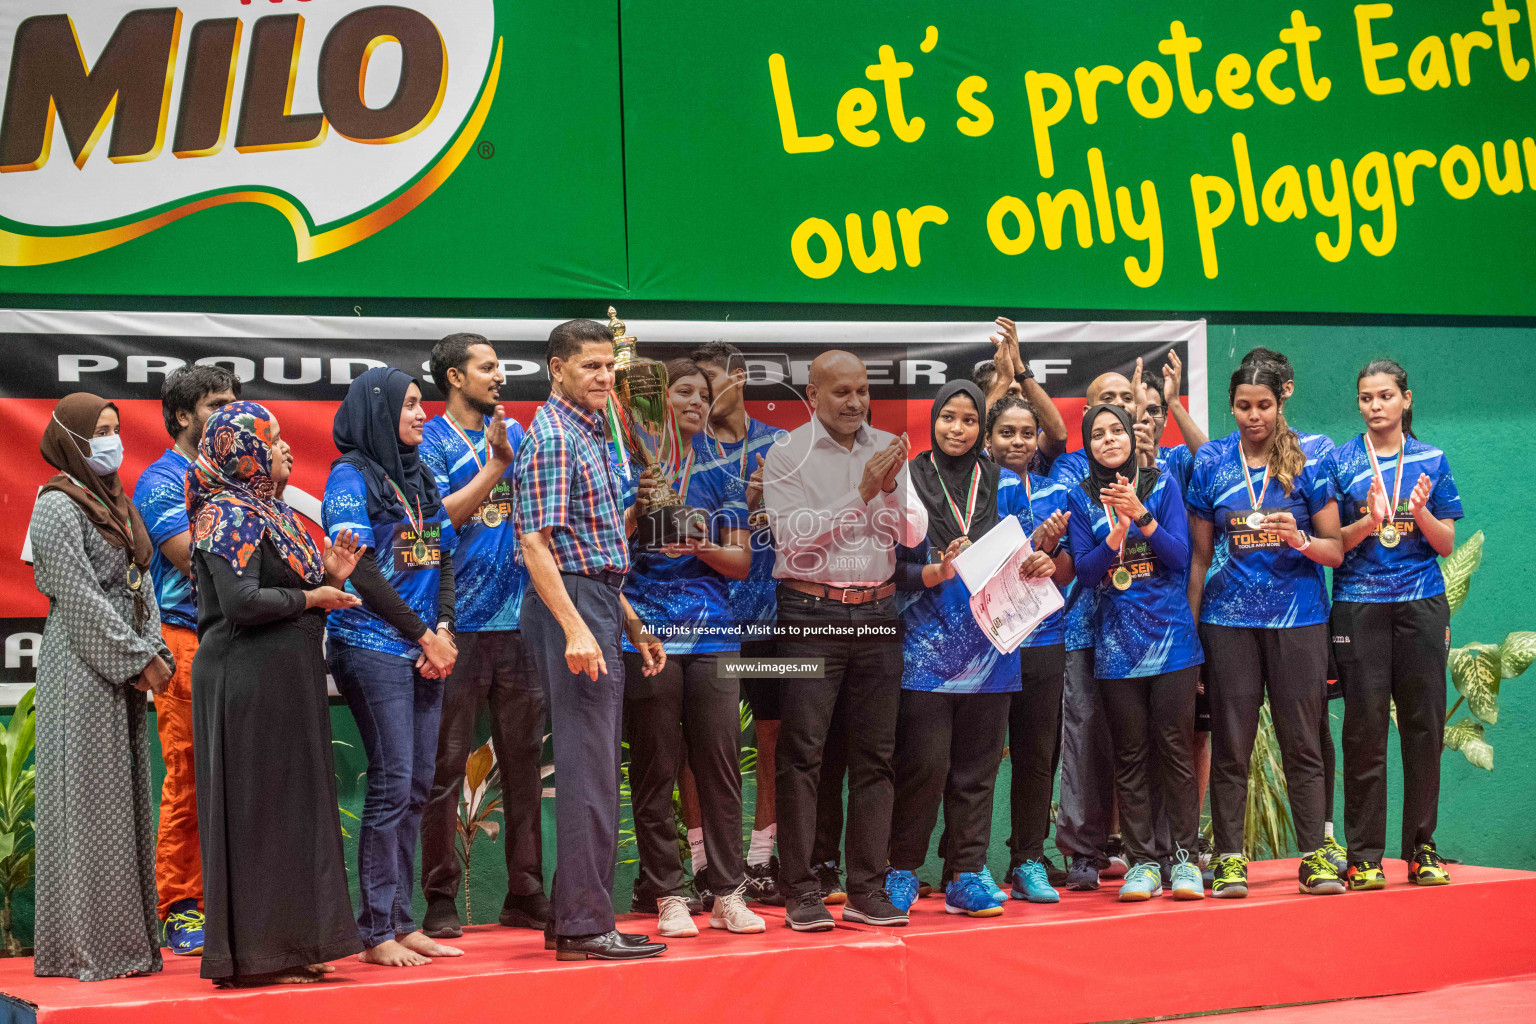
[
  {"xmin": 1049, "ymin": 360, "xmax": 1206, "ymax": 891},
  {"xmin": 762, "ymin": 351, "xmax": 927, "ymax": 931}
]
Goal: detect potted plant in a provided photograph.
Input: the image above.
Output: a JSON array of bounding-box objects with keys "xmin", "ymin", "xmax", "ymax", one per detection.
[{"xmin": 0, "ymin": 688, "xmax": 36, "ymax": 956}]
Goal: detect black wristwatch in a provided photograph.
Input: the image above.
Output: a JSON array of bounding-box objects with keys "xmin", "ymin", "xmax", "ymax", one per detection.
[
  {"xmin": 1134, "ymin": 510, "xmax": 1154, "ymax": 529},
  {"xmin": 1013, "ymin": 364, "xmax": 1035, "ymax": 384}
]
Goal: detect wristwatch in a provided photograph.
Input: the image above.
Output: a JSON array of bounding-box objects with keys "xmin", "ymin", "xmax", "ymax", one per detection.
[
  {"xmin": 1134, "ymin": 510, "xmax": 1154, "ymax": 529},
  {"xmin": 1013, "ymin": 364, "xmax": 1035, "ymax": 384}
]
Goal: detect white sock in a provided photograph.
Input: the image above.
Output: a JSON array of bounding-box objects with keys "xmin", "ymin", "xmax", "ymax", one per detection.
[
  {"xmin": 747, "ymin": 825, "xmax": 777, "ymax": 867},
  {"xmin": 1324, "ymin": 821, "xmax": 1335, "ymax": 839},
  {"xmin": 1219, "ymin": 851, "xmax": 1243, "ymax": 860},
  {"xmin": 688, "ymin": 828, "xmax": 707, "ymax": 874}
]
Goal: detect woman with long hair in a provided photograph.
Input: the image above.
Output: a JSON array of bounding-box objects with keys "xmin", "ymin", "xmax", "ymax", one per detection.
[
  {"xmin": 1065, "ymin": 404, "xmax": 1204, "ymax": 902},
  {"xmin": 1323, "ymin": 359, "xmax": 1462, "ymax": 889},
  {"xmin": 322, "ymin": 367, "xmax": 462, "ymax": 967},
  {"xmin": 188, "ymin": 401, "xmax": 367, "ymax": 985},
  {"xmin": 985, "ymin": 396, "xmax": 1075, "ymax": 902},
  {"xmin": 883, "ymin": 383, "xmax": 1066, "ymax": 917},
  {"xmin": 28, "ymin": 394, "xmax": 172, "ymax": 981},
  {"xmin": 1187, "ymin": 364, "xmax": 1346, "ymax": 899},
  {"xmin": 620, "ymin": 358, "xmax": 762, "ymax": 938}
]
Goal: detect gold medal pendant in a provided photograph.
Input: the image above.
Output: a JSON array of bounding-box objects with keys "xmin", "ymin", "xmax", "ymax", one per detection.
[
  {"xmin": 1379, "ymin": 523, "xmax": 1401, "ymax": 548},
  {"xmin": 413, "ymin": 538, "xmax": 430, "ymax": 563},
  {"xmin": 126, "ymin": 563, "xmax": 143, "ymax": 591},
  {"xmin": 480, "ymin": 502, "xmax": 503, "ymax": 528},
  {"xmin": 957, "ymin": 538, "xmax": 973, "ymax": 552},
  {"xmin": 1111, "ymin": 566, "xmax": 1134, "ymax": 591}
]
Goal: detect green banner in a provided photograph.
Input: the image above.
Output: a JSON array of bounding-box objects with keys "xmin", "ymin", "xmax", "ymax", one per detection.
[
  {"xmin": 622, "ymin": 0, "xmax": 1536, "ymax": 314},
  {"xmin": 0, "ymin": 0, "xmax": 626, "ymax": 298}
]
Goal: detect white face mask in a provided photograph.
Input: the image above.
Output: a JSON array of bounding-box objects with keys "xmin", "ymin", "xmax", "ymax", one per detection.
[{"xmin": 53, "ymin": 413, "xmax": 125, "ymax": 476}]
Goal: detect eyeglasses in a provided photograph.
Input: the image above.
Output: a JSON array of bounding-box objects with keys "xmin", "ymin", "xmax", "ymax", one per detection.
[{"xmin": 1144, "ymin": 404, "xmax": 1167, "ymax": 418}]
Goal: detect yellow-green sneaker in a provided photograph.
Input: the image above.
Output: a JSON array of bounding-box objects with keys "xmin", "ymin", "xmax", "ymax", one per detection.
[
  {"xmin": 1210, "ymin": 855, "xmax": 1248, "ymax": 899},
  {"xmin": 1408, "ymin": 844, "xmax": 1451, "ymax": 886},
  {"xmin": 1299, "ymin": 851, "xmax": 1346, "ymax": 895},
  {"xmin": 1347, "ymin": 861, "xmax": 1386, "ymax": 891},
  {"xmin": 1319, "ymin": 835, "xmax": 1348, "ymax": 876}
]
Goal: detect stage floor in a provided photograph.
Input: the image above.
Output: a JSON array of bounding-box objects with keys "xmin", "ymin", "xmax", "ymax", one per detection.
[{"xmin": 2, "ymin": 859, "xmax": 1534, "ymax": 1024}]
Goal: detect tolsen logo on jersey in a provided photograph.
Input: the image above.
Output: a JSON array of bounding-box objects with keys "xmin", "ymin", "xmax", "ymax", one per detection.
[{"xmin": 0, "ymin": 1, "xmax": 499, "ymax": 265}]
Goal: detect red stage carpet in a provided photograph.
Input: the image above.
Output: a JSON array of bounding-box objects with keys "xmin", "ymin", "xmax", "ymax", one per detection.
[{"xmin": 2, "ymin": 860, "xmax": 1534, "ymax": 1024}]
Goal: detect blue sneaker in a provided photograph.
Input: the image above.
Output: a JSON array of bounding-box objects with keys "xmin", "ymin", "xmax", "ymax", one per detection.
[
  {"xmin": 1065, "ymin": 854, "xmax": 1100, "ymax": 892},
  {"xmin": 978, "ymin": 867, "xmax": 1008, "ymax": 904},
  {"xmin": 1118, "ymin": 862, "xmax": 1163, "ymax": 902},
  {"xmin": 884, "ymin": 868, "xmax": 920, "ymax": 913},
  {"xmin": 944, "ymin": 872, "xmax": 1004, "ymax": 918},
  {"xmin": 1009, "ymin": 859, "xmax": 1061, "ymax": 903},
  {"xmin": 1169, "ymin": 851, "xmax": 1205, "ymax": 900},
  {"xmin": 162, "ymin": 897, "xmax": 205, "ymax": 955}
]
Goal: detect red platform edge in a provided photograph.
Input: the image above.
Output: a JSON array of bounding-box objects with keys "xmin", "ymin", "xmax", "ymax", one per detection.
[{"xmin": 2, "ymin": 860, "xmax": 1533, "ymax": 1024}]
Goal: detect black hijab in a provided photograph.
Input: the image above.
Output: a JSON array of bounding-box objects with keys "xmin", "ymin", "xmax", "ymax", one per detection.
[
  {"xmin": 1080, "ymin": 403, "xmax": 1159, "ymax": 505},
  {"xmin": 333, "ymin": 367, "xmax": 443, "ymax": 524},
  {"xmin": 910, "ymin": 380, "xmax": 1001, "ymax": 548}
]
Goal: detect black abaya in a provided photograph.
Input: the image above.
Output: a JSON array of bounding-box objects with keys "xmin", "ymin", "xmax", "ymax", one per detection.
[{"xmin": 191, "ymin": 539, "xmax": 361, "ymax": 980}]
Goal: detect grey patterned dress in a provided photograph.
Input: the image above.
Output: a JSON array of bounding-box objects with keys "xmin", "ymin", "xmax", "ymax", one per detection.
[{"xmin": 28, "ymin": 490, "xmax": 173, "ymax": 981}]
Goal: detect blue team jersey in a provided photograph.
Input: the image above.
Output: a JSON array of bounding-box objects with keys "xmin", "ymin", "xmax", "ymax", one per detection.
[
  {"xmin": 1324, "ymin": 434, "xmax": 1463, "ymax": 604},
  {"xmin": 620, "ymin": 454, "xmax": 748, "ymax": 654},
  {"xmin": 322, "ymin": 462, "xmax": 459, "ymax": 659},
  {"xmin": 694, "ymin": 421, "xmax": 788, "ymax": 635},
  {"xmin": 1186, "ymin": 432, "xmax": 1331, "ymax": 628},
  {"xmin": 132, "ymin": 448, "xmax": 198, "ymax": 631},
  {"xmin": 898, "ymin": 468, "xmax": 1032, "ymax": 693},
  {"xmin": 1048, "ymin": 443, "xmax": 1193, "ymax": 651},
  {"xmin": 1297, "ymin": 431, "xmax": 1336, "ymax": 461},
  {"xmin": 419, "ymin": 415, "xmax": 528, "ymax": 633},
  {"xmin": 1066, "ymin": 474, "xmax": 1204, "ymax": 680},
  {"xmin": 1016, "ymin": 472, "xmax": 1073, "ymax": 648}
]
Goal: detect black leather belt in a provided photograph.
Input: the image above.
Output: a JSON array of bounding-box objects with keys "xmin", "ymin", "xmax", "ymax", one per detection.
[
  {"xmin": 781, "ymin": 579, "xmax": 896, "ymax": 605},
  {"xmin": 564, "ymin": 568, "xmax": 627, "ymax": 591}
]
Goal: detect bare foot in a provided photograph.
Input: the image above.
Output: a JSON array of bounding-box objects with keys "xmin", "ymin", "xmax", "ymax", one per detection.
[
  {"xmin": 304, "ymin": 963, "xmax": 338, "ymax": 976},
  {"xmin": 358, "ymin": 939, "xmax": 431, "ymax": 967},
  {"xmin": 216, "ymin": 971, "xmax": 321, "ymax": 988},
  {"xmin": 398, "ymin": 930, "xmax": 464, "ymax": 958}
]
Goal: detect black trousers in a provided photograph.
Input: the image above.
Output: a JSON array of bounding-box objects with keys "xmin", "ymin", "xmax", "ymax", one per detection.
[
  {"xmin": 1203, "ymin": 622, "xmax": 1329, "ymax": 854},
  {"xmin": 520, "ymin": 575, "xmax": 625, "ymax": 937},
  {"xmin": 810, "ymin": 689, "xmax": 848, "ymax": 867},
  {"xmin": 421, "ymin": 630, "xmax": 547, "ymax": 906},
  {"xmin": 774, "ymin": 587, "xmax": 902, "ymax": 897},
  {"xmin": 1333, "ymin": 596, "xmax": 1449, "ymax": 864},
  {"xmin": 622, "ymin": 651, "xmax": 745, "ymax": 897},
  {"xmin": 890, "ymin": 690, "xmax": 1010, "ymax": 875},
  {"xmin": 1008, "ymin": 644, "xmax": 1066, "ymax": 868},
  {"xmin": 1100, "ymin": 666, "xmax": 1200, "ymax": 867}
]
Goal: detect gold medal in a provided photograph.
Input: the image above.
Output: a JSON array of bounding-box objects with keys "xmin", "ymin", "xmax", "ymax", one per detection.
[
  {"xmin": 1245, "ymin": 511, "xmax": 1267, "ymax": 531},
  {"xmin": 958, "ymin": 538, "xmax": 973, "ymax": 551},
  {"xmin": 480, "ymin": 502, "xmax": 503, "ymax": 528},
  {"xmin": 1112, "ymin": 565, "xmax": 1134, "ymax": 590},
  {"xmin": 1379, "ymin": 523, "xmax": 1401, "ymax": 548},
  {"xmin": 126, "ymin": 562, "xmax": 143, "ymax": 591},
  {"xmin": 413, "ymin": 538, "xmax": 430, "ymax": 563},
  {"xmin": 1364, "ymin": 432, "xmax": 1407, "ymax": 551}
]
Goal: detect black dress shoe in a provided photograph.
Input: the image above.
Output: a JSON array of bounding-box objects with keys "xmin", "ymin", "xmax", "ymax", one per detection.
[
  {"xmin": 499, "ymin": 891, "xmax": 551, "ymax": 930},
  {"xmin": 555, "ymin": 930, "xmax": 666, "ymax": 962},
  {"xmin": 547, "ymin": 924, "xmax": 651, "ymax": 951},
  {"xmin": 422, "ymin": 897, "xmax": 463, "ymax": 938}
]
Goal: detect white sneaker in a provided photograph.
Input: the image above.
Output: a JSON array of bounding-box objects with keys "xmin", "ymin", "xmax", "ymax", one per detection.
[
  {"xmin": 657, "ymin": 895, "xmax": 698, "ymax": 938},
  {"xmin": 710, "ymin": 883, "xmax": 766, "ymax": 934}
]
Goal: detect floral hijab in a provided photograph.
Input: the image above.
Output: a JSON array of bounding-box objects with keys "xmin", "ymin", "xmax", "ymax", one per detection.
[{"xmin": 187, "ymin": 401, "xmax": 325, "ymax": 583}]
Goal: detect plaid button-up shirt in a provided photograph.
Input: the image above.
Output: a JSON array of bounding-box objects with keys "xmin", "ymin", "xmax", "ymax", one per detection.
[{"xmin": 513, "ymin": 390, "xmax": 630, "ymax": 575}]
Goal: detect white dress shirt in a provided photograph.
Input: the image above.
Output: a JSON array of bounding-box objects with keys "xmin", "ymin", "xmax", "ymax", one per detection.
[{"xmin": 763, "ymin": 418, "xmax": 929, "ymax": 587}]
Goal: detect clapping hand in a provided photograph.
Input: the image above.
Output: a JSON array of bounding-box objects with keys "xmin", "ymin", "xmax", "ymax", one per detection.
[
  {"xmin": 937, "ymin": 536, "xmax": 968, "ymax": 582},
  {"xmin": 1162, "ymin": 350, "xmax": 1184, "ymax": 407},
  {"xmin": 1366, "ymin": 474, "xmax": 1389, "ymax": 526},
  {"xmin": 323, "ymin": 528, "xmax": 367, "ymax": 583},
  {"xmin": 1030, "ymin": 509, "xmax": 1070, "ymax": 553},
  {"xmin": 1102, "ymin": 474, "xmax": 1148, "ymax": 523},
  {"xmin": 989, "ymin": 317, "xmax": 1021, "ymax": 377},
  {"xmin": 745, "ymin": 453, "xmax": 766, "ymax": 510},
  {"xmin": 488, "ymin": 405, "xmax": 515, "ymax": 464},
  {"xmin": 1408, "ymin": 472, "xmax": 1433, "ymax": 514}
]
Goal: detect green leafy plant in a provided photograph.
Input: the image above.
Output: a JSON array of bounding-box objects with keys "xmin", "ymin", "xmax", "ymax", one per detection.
[
  {"xmin": 1437, "ymin": 531, "xmax": 1533, "ymax": 770},
  {"xmin": 0, "ymin": 690, "xmax": 36, "ymax": 955},
  {"xmin": 456, "ymin": 740, "xmax": 504, "ymax": 924}
]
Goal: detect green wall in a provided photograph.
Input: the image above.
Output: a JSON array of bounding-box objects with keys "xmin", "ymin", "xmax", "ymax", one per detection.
[{"xmin": 5, "ymin": 309, "xmax": 1532, "ymax": 943}]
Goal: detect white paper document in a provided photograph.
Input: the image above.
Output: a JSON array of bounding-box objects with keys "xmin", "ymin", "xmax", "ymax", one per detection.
[{"xmin": 952, "ymin": 515, "xmax": 1065, "ymax": 655}]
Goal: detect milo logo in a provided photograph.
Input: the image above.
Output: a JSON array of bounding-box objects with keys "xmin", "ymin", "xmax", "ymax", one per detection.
[{"xmin": 0, "ymin": 1, "xmax": 499, "ymax": 265}]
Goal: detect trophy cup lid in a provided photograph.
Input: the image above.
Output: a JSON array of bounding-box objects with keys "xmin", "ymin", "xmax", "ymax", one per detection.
[{"xmin": 608, "ymin": 306, "xmax": 638, "ymax": 362}]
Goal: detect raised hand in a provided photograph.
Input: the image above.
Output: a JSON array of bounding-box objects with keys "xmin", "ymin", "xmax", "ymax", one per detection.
[
  {"xmin": 323, "ymin": 528, "xmax": 367, "ymax": 583},
  {"xmin": 1103, "ymin": 475, "xmax": 1148, "ymax": 521},
  {"xmin": 860, "ymin": 444, "xmax": 899, "ymax": 502},
  {"xmin": 880, "ymin": 435, "xmax": 909, "ymax": 491},
  {"xmin": 745, "ymin": 453, "xmax": 766, "ymax": 510},
  {"xmin": 1366, "ymin": 474, "xmax": 1389, "ymax": 526},
  {"xmin": 938, "ymin": 536, "xmax": 968, "ymax": 581},
  {"xmin": 487, "ymin": 405, "xmax": 515, "ymax": 464},
  {"xmin": 1162, "ymin": 350, "xmax": 1184, "ymax": 407},
  {"xmin": 1130, "ymin": 357, "xmax": 1145, "ymax": 417},
  {"xmin": 1408, "ymin": 472, "xmax": 1434, "ymax": 514},
  {"xmin": 1031, "ymin": 509, "xmax": 1070, "ymax": 552}
]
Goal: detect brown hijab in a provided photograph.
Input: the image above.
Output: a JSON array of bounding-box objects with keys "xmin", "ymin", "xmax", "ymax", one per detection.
[{"xmin": 39, "ymin": 393, "xmax": 153, "ymax": 571}]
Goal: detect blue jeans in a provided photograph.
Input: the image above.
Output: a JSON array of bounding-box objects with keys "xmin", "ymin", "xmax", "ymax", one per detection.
[{"xmin": 329, "ymin": 641, "xmax": 444, "ymax": 948}]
